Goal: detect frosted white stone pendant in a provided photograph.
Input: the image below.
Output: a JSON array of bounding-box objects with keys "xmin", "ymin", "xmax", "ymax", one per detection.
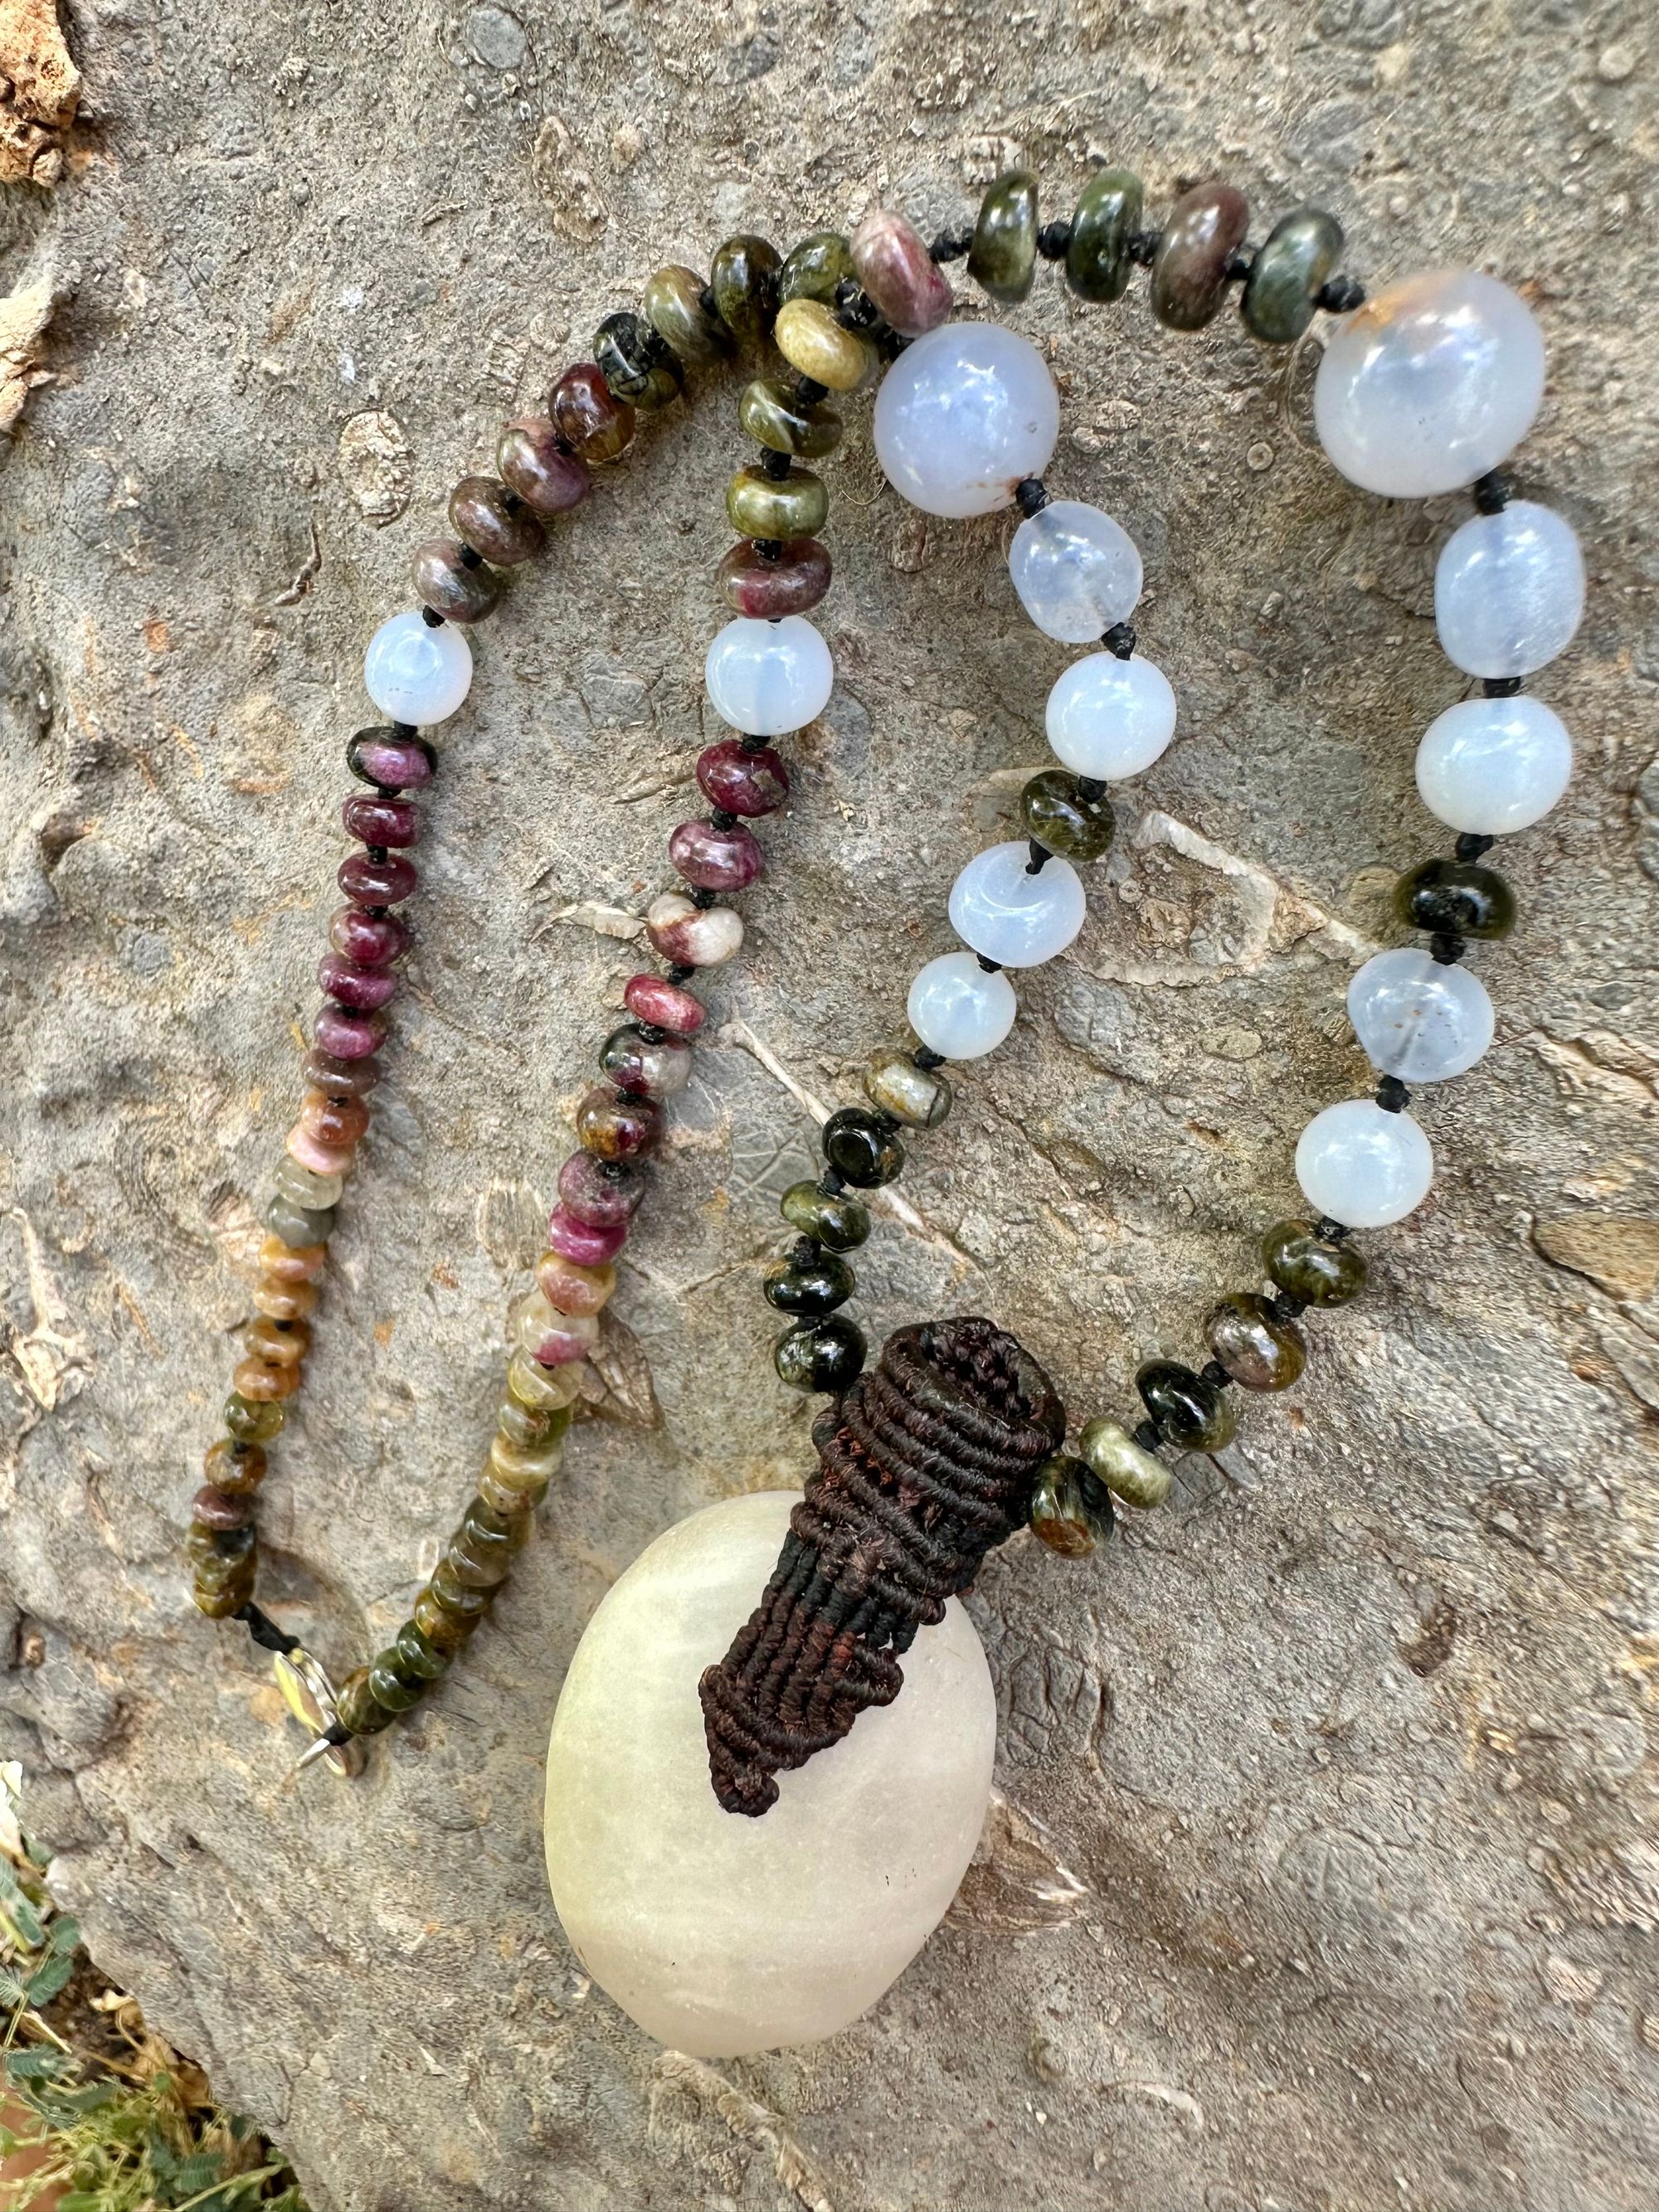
[
  {"xmin": 543, "ymin": 1491, "xmax": 996, "ymax": 2058},
  {"xmin": 704, "ymin": 615, "xmax": 834, "ymax": 737},
  {"xmin": 1045, "ymin": 652, "xmax": 1177, "ymax": 780},
  {"xmin": 947, "ymin": 840, "xmax": 1087, "ymax": 968},
  {"xmin": 1347, "ymin": 948, "xmax": 1494, "ymax": 1082},
  {"xmin": 873, "ymin": 323, "xmax": 1060, "ymax": 518},
  {"xmin": 1295, "ymin": 1098, "xmax": 1434, "ymax": 1228},
  {"xmin": 1415, "ymin": 695, "xmax": 1573, "ymax": 835},
  {"xmin": 363, "ymin": 611, "xmax": 474, "ymax": 724},
  {"xmin": 1008, "ymin": 498, "xmax": 1143, "ymax": 643},
  {"xmin": 1434, "ymin": 501, "xmax": 1585, "ymax": 678},
  {"xmin": 907, "ymin": 950, "xmax": 1019, "ymax": 1059}
]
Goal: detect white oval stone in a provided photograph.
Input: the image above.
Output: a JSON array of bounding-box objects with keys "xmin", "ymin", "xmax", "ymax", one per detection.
[
  {"xmin": 1045, "ymin": 652, "xmax": 1177, "ymax": 780},
  {"xmin": 1434, "ymin": 501, "xmax": 1585, "ymax": 678},
  {"xmin": 907, "ymin": 950, "xmax": 1019, "ymax": 1060},
  {"xmin": 544, "ymin": 1490, "xmax": 996, "ymax": 2058},
  {"xmin": 1347, "ymin": 948, "xmax": 1494, "ymax": 1082},
  {"xmin": 948, "ymin": 840, "xmax": 1087, "ymax": 969},
  {"xmin": 362, "ymin": 610, "xmax": 474, "ymax": 724},
  {"xmin": 1313, "ymin": 270, "xmax": 1546, "ymax": 498},
  {"xmin": 873, "ymin": 323, "xmax": 1059, "ymax": 518},
  {"xmin": 1295, "ymin": 1099, "xmax": 1434, "ymax": 1229},
  {"xmin": 704, "ymin": 615, "xmax": 833, "ymax": 737},
  {"xmin": 1008, "ymin": 499, "xmax": 1143, "ymax": 643},
  {"xmin": 1415, "ymin": 694, "xmax": 1572, "ymax": 835}
]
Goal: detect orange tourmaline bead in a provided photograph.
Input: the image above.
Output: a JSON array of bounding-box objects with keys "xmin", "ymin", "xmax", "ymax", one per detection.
[
  {"xmin": 252, "ymin": 1275, "xmax": 319, "ymax": 1321},
  {"xmin": 299, "ymin": 1089, "xmax": 371, "ymax": 1148},
  {"xmin": 259, "ymin": 1235, "xmax": 328, "ymax": 1283},
  {"xmin": 232, "ymin": 1354, "xmax": 301, "ymax": 1402},
  {"xmin": 246, "ymin": 1316, "xmax": 309, "ymax": 1368}
]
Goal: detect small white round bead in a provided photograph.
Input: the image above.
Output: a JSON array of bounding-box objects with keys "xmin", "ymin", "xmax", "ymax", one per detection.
[
  {"xmin": 1295, "ymin": 1099, "xmax": 1434, "ymax": 1229},
  {"xmin": 1313, "ymin": 270, "xmax": 1545, "ymax": 499},
  {"xmin": 1433, "ymin": 501, "xmax": 1585, "ymax": 678},
  {"xmin": 704, "ymin": 616, "xmax": 833, "ymax": 737},
  {"xmin": 363, "ymin": 611, "xmax": 474, "ymax": 725},
  {"xmin": 1347, "ymin": 949, "xmax": 1494, "ymax": 1082},
  {"xmin": 907, "ymin": 951, "xmax": 1019, "ymax": 1060},
  {"xmin": 1045, "ymin": 652, "xmax": 1177, "ymax": 780},
  {"xmin": 1008, "ymin": 499, "xmax": 1143, "ymax": 644},
  {"xmin": 947, "ymin": 841, "xmax": 1087, "ymax": 969},
  {"xmin": 873, "ymin": 323, "xmax": 1060, "ymax": 519},
  {"xmin": 1415, "ymin": 695, "xmax": 1572, "ymax": 835}
]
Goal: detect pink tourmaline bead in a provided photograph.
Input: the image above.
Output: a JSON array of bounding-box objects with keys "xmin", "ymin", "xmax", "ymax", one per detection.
[
  {"xmin": 623, "ymin": 974, "xmax": 707, "ymax": 1038},
  {"xmin": 557, "ymin": 1150, "xmax": 644, "ymax": 1229},
  {"xmin": 314, "ymin": 1004, "xmax": 387, "ymax": 1059},
  {"xmin": 286, "ymin": 1125, "xmax": 353, "ymax": 1177},
  {"xmin": 669, "ymin": 817, "xmax": 764, "ymax": 892},
  {"xmin": 526, "ymin": 1307, "xmax": 601, "ymax": 1366},
  {"xmin": 328, "ymin": 906, "xmax": 407, "ymax": 965},
  {"xmin": 338, "ymin": 851, "xmax": 417, "ymax": 905},
  {"xmin": 695, "ymin": 739, "xmax": 790, "ymax": 818},
  {"xmin": 498, "ymin": 416, "xmax": 591, "ymax": 515},
  {"xmin": 850, "ymin": 209, "xmax": 954, "ymax": 336},
  {"xmin": 341, "ymin": 794, "xmax": 421, "ymax": 847},
  {"xmin": 547, "ymin": 1206, "xmax": 627, "ymax": 1266},
  {"xmin": 318, "ymin": 954, "xmax": 398, "ymax": 1012},
  {"xmin": 348, "ymin": 730, "xmax": 435, "ymax": 791},
  {"xmin": 536, "ymin": 1249, "xmax": 616, "ymax": 1317}
]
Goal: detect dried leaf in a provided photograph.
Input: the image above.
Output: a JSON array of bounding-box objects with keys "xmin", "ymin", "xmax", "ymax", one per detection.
[
  {"xmin": 947, "ymin": 1787, "xmax": 1091, "ymax": 1933},
  {"xmin": 573, "ymin": 1310, "xmax": 659, "ymax": 1430}
]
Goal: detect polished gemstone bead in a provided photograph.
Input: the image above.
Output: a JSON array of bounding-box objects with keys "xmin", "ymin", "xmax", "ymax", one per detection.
[
  {"xmin": 338, "ymin": 849, "xmax": 416, "ymax": 907},
  {"xmin": 362, "ymin": 611, "xmax": 473, "ymax": 725},
  {"xmin": 252, "ymin": 1274, "xmax": 318, "ymax": 1323},
  {"xmin": 411, "ymin": 537, "xmax": 501, "ymax": 624},
  {"xmin": 849, "ymin": 208, "xmax": 954, "ymax": 335},
  {"xmin": 709, "ymin": 234, "xmax": 781, "ymax": 345},
  {"xmin": 775, "ymin": 1314, "xmax": 867, "ymax": 1393},
  {"xmin": 187, "ymin": 1519, "xmax": 257, "ymax": 1570},
  {"xmin": 301, "ymin": 1047, "xmax": 382, "ymax": 1098},
  {"xmin": 445, "ymin": 1503, "xmax": 522, "ymax": 1587},
  {"xmin": 192, "ymin": 1561, "xmax": 257, "ymax": 1618},
  {"xmin": 594, "ymin": 309, "xmax": 684, "ymax": 409},
  {"xmin": 551, "ymin": 362, "xmax": 636, "ymax": 462},
  {"xmin": 1206, "ymin": 1292, "xmax": 1306, "ymax": 1392},
  {"xmin": 577, "ymin": 1082, "xmax": 662, "ymax": 1161},
  {"xmin": 449, "ymin": 474, "xmax": 546, "ymax": 564},
  {"xmin": 1077, "ymin": 1416, "xmax": 1172, "ymax": 1510},
  {"xmin": 285, "ymin": 1125, "xmax": 351, "ymax": 1179},
  {"xmin": 265, "ymin": 1194, "xmax": 335, "ymax": 1248},
  {"xmin": 968, "ymin": 170, "xmax": 1039, "ymax": 304},
  {"xmin": 863, "ymin": 1047, "xmax": 952, "ymax": 1129},
  {"xmin": 779, "ymin": 230, "xmax": 854, "ymax": 307},
  {"xmin": 821, "ymin": 1106, "xmax": 904, "ymax": 1189},
  {"xmin": 705, "ymin": 614, "xmax": 832, "ymax": 735},
  {"xmin": 1262, "ymin": 1218, "xmax": 1367, "ymax": 1306},
  {"xmin": 1415, "ymin": 695, "xmax": 1573, "ymax": 835},
  {"xmin": 412, "ymin": 1586, "xmax": 484, "ymax": 1650},
  {"xmin": 557, "ymin": 1150, "xmax": 644, "ymax": 1230},
  {"xmin": 737, "ymin": 377, "xmax": 843, "ymax": 458},
  {"xmin": 1315, "ymin": 270, "xmax": 1545, "ymax": 498},
  {"xmin": 346, "ymin": 727, "xmax": 435, "ymax": 793},
  {"xmin": 192, "ymin": 1482, "xmax": 253, "ymax": 1529},
  {"xmin": 1348, "ymin": 948, "xmax": 1494, "ymax": 1082},
  {"xmin": 328, "ymin": 904, "xmax": 408, "ymax": 965},
  {"xmin": 773, "ymin": 297, "xmax": 873, "ymax": 392},
  {"xmin": 232, "ymin": 1352, "xmax": 299, "ymax": 1402},
  {"xmin": 780, "ymin": 1180, "xmax": 870, "ymax": 1252},
  {"xmin": 489, "ymin": 1423, "xmax": 566, "ymax": 1485},
  {"xmin": 1394, "ymin": 858, "xmax": 1516, "ymax": 939},
  {"xmin": 1064, "ymin": 169, "xmax": 1143, "ymax": 303},
  {"xmin": 299, "ymin": 1089, "xmax": 369, "ymax": 1149},
  {"xmin": 726, "ymin": 463, "xmax": 829, "ymax": 542},
  {"xmin": 696, "ymin": 737, "xmax": 789, "ymax": 818},
  {"xmin": 274, "ymin": 1157, "xmax": 345, "ymax": 1214},
  {"xmin": 317, "ymin": 952, "xmax": 397, "ymax": 1014},
  {"xmin": 907, "ymin": 950, "xmax": 1019, "ymax": 1061},
  {"xmin": 429, "ymin": 1558, "xmax": 499, "ymax": 1622},
  {"xmin": 367, "ymin": 1653, "xmax": 426, "ymax": 1710},
  {"xmin": 258, "ymin": 1234, "xmax": 327, "ymax": 1283},
  {"xmin": 205, "ymin": 1438, "xmax": 266, "ymax": 1495},
  {"xmin": 1019, "ymin": 770, "xmax": 1114, "ymax": 862},
  {"xmin": 224, "ymin": 1392, "xmax": 285, "ymax": 1445},
  {"xmin": 1136, "ymin": 1360, "xmax": 1236, "ymax": 1451},
  {"xmin": 1296, "ymin": 1100, "xmax": 1434, "ymax": 1228},
  {"xmin": 246, "ymin": 1315, "xmax": 309, "ymax": 1369},
  {"xmin": 716, "ymin": 537, "xmax": 832, "ymax": 620},
  {"xmin": 1242, "ymin": 207, "xmax": 1344, "ymax": 344},
  {"xmin": 508, "ymin": 1344, "xmax": 586, "ymax": 1411},
  {"xmin": 1029, "ymin": 1455, "xmax": 1114, "ymax": 1557},
  {"xmin": 1046, "ymin": 649, "xmax": 1177, "ymax": 780},
  {"xmin": 623, "ymin": 973, "xmax": 706, "ymax": 1037},
  {"xmin": 537, "ymin": 1249, "xmax": 616, "ymax": 1317},
  {"xmin": 1435, "ymin": 501, "xmax": 1584, "ymax": 679},
  {"xmin": 600, "ymin": 1023, "xmax": 693, "ymax": 1097},
  {"xmin": 763, "ymin": 1251, "xmax": 855, "ymax": 1316},
  {"xmin": 645, "ymin": 890, "xmax": 743, "ymax": 968},
  {"xmin": 498, "ymin": 416, "xmax": 591, "ymax": 515},
  {"xmin": 873, "ymin": 323, "xmax": 1059, "ymax": 519},
  {"xmin": 948, "ymin": 840, "xmax": 1086, "ymax": 968},
  {"xmin": 1009, "ymin": 499, "xmax": 1142, "ymax": 644},
  {"xmin": 1151, "ymin": 183, "xmax": 1249, "ymax": 330},
  {"xmin": 341, "ymin": 792, "xmax": 421, "ymax": 848},
  {"xmin": 337, "ymin": 1665, "xmax": 397, "ymax": 1733},
  {"xmin": 313, "ymin": 1004, "xmax": 387, "ymax": 1060},
  {"xmin": 669, "ymin": 816, "xmax": 765, "ymax": 893},
  {"xmin": 478, "ymin": 1466, "xmax": 549, "ymax": 1518},
  {"xmin": 395, "ymin": 1621, "xmax": 455, "ymax": 1681},
  {"xmin": 644, "ymin": 264, "xmax": 733, "ymax": 364}
]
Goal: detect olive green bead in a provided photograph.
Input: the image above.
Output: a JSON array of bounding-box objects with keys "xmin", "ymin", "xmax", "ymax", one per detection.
[
  {"xmin": 863, "ymin": 1047, "xmax": 952, "ymax": 1130},
  {"xmin": 367, "ymin": 1651, "xmax": 426, "ymax": 1713},
  {"xmin": 224, "ymin": 1391, "xmax": 285, "ymax": 1445},
  {"xmin": 1394, "ymin": 858, "xmax": 1516, "ymax": 941},
  {"xmin": 738, "ymin": 377, "xmax": 843, "ymax": 459},
  {"xmin": 968, "ymin": 169, "xmax": 1039, "ymax": 304},
  {"xmin": 193, "ymin": 1563, "xmax": 256, "ymax": 1619},
  {"xmin": 495, "ymin": 1393, "xmax": 559, "ymax": 1451},
  {"xmin": 1136, "ymin": 1360, "xmax": 1236, "ymax": 1451},
  {"xmin": 1065, "ymin": 168, "xmax": 1144, "ymax": 303},
  {"xmin": 763, "ymin": 1250, "xmax": 855, "ymax": 1318},
  {"xmin": 1077, "ymin": 1417, "xmax": 1173, "ymax": 1510},
  {"xmin": 187, "ymin": 1520, "xmax": 256, "ymax": 1572},
  {"xmin": 265, "ymin": 1194, "xmax": 336, "ymax": 1248},
  {"xmin": 1242, "ymin": 207, "xmax": 1345, "ymax": 345},
  {"xmin": 507, "ymin": 1352, "xmax": 580, "ymax": 1417},
  {"xmin": 593, "ymin": 310, "xmax": 684, "ymax": 410},
  {"xmin": 726, "ymin": 463, "xmax": 828, "ymax": 541},
  {"xmin": 427, "ymin": 1561, "xmax": 496, "ymax": 1624},
  {"xmin": 643, "ymin": 265, "xmax": 733, "ymax": 366},
  {"xmin": 773, "ymin": 298, "xmax": 873, "ymax": 392},
  {"xmin": 445, "ymin": 1501, "xmax": 523, "ymax": 1590},
  {"xmin": 336, "ymin": 1665, "xmax": 397, "ymax": 1736},
  {"xmin": 1262, "ymin": 1219, "xmax": 1368, "ymax": 1307},
  {"xmin": 1029, "ymin": 1455, "xmax": 1115, "ymax": 1558},
  {"xmin": 775, "ymin": 1315, "xmax": 866, "ymax": 1394},
  {"xmin": 778, "ymin": 231, "xmax": 854, "ymax": 306},
  {"xmin": 412, "ymin": 1586, "xmax": 480, "ymax": 1650},
  {"xmin": 1019, "ymin": 770, "xmax": 1115, "ymax": 862},
  {"xmin": 710, "ymin": 233, "xmax": 781, "ymax": 346},
  {"xmin": 1205, "ymin": 1291, "xmax": 1306, "ymax": 1391},
  {"xmin": 394, "ymin": 1620, "xmax": 454, "ymax": 1681},
  {"xmin": 478, "ymin": 1467, "xmax": 549, "ymax": 1518},
  {"xmin": 780, "ymin": 1179, "xmax": 870, "ymax": 1252}
]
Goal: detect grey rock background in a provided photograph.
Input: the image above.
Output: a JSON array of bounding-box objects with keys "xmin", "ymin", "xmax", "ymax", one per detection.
[{"xmin": 2, "ymin": 2, "xmax": 1656, "ymax": 2207}]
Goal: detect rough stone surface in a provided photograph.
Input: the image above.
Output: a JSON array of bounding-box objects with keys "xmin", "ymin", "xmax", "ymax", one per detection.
[{"xmin": 1, "ymin": 6, "xmax": 1655, "ymax": 2210}]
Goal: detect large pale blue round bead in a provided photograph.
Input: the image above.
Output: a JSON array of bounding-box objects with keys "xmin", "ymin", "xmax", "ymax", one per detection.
[
  {"xmin": 873, "ymin": 323, "xmax": 1058, "ymax": 518},
  {"xmin": 1434, "ymin": 501, "xmax": 1584, "ymax": 678},
  {"xmin": 947, "ymin": 841, "xmax": 1086, "ymax": 968},
  {"xmin": 1347, "ymin": 949, "xmax": 1493, "ymax": 1082},
  {"xmin": 1295, "ymin": 1100, "xmax": 1433, "ymax": 1229},
  {"xmin": 1415, "ymin": 695, "xmax": 1572, "ymax": 835},
  {"xmin": 363, "ymin": 611, "xmax": 473, "ymax": 724}
]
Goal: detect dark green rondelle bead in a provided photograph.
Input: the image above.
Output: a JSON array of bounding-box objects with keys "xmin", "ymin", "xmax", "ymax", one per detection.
[
  {"xmin": 780, "ymin": 1180, "xmax": 871, "ymax": 1252},
  {"xmin": 193, "ymin": 1561, "xmax": 256, "ymax": 1618},
  {"xmin": 367, "ymin": 1651, "xmax": 426, "ymax": 1713},
  {"xmin": 412, "ymin": 1585, "xmax": 480, "ymax": 1649},
  {"xmin": 445, "ymin": 1501, "xmax": 522, "ymax": 1590},
  {"xmin": 1262, "ymin": 1219, "xmax": 1367, "ymax": 1306},
  {"xmin": 642, "ymin": 265, "xmax": 733, "ymax": 365},
  {"xmin": 969, "ymin": 170, "xmax": 1039, "ymax": 304},
  {"xmin": 1019, "ymin": 770, "xmax": 1115, "ymax": 862},
  {"xmin": 224, "ymin": 1392, "xmax": 285, "ymax": 1445},
  {"xmin": 763, "ymin": 1251, "xmax": 855, "ymax": 1317},
  {"xmin": 336, "ymin": 1665, "xmax": 397, "ymax": 1736},
  {"xmin": 394, "ymin": 1620, "xmax": 455, "ymax": 1681},
  {"xmin": 265, "ymin": 1194, "xmax": 336, "ymax": 1249},
  {"xmin": 1029, "ymin": 1455, "xmax": 1116, "ymax": 1558},
  {"xmin": 1136, "ymin": 1359, "xmax": 1237, "ymax": 1451},
  {"xmin": 428, "ymin": 1559, "xmax": 496, "ymax": 1621},
  {"xmin": 1242, "ymin": 207, "xmax": 1345, "ymax": 344},
  {"xmin": 1065, "ymin": 168, "xmax": 1144, "ymax": 302},
  {"xmin": 775, "ymin": 1315, "xmax": 867, "ymax": 1394},
  {"xmin": 778, "ymin": 231, "xmax": 854, "ymax": 306},
  {"xmin": 593, "ymin": 310, "xmax": 684, "ymax": 410},
  {"xmin": 710, "ymin": 234, "xmax": 782, "ymax": 345},
  {"xmin": 821, "ymin": 1106, "xmax": 904, "ymax": 1189},
  {"xmin": 1394, "ymin": 858, "xmax": 1516, "ymax": 941},
  {"xmin": 738, "ymin": 377, "xmax": 844, "ymax": 459}
]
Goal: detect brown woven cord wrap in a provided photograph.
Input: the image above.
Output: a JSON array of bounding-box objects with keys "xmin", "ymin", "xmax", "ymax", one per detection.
[{"xmin": 698, "ymin": 1315, "xmax": 1067, "ymax": 1816}]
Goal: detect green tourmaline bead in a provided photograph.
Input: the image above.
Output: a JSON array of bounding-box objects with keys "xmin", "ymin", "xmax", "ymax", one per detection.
[
  {"xmin": 1262, "ymin": 1219, "xmax": 1368, "ymax": 1307},
  {"xmin": 726, "ymin": 463, "xmax": 828, "ymax": 541},
  {"xmin": 1065, "ymin": 168, "xmax": 1144, "ymax": 303},
  {"xmin": 1019, "ymin": 770, "xmax": 1115, "ymax": 862},
  {"xmin": 778, "ymin": 231, "xmax": 854, "ymax": 306},
  {"xmin": 265, "ymin": 1194, "xmax": 336, "ymax": 1248},
  {"xmin": 710, "ymin": 234, "xmax": 782, "ymax": 345},
  {"xmin": 593, "ymin": 310, "xmax": 684, "ymax": 410},
  {"xmin": 426, "ymin": 1562, "xmax": 496, "ymax": 1625},
  {"xmin": 1242, "ymin": 207, "xmax": 1345, "ymax": 344},
  {"xmin": 193, "ymin": 1563, "xmax": 255, "ymax": 1618},
  {"xmin": 224, "ymin": 1392, "xmax": 285, "ymax": 1445},
  {"xmin": 1394, "ymin": 858, "xmax": 1516, "ymax": 940},
  {"xmin": 337, "ymin": 1665, "xmax": 397, "ymax": 1735},
  {"xmin": 1206, "ymin": 1291, "xmax": 1306, "ymax": 1391},
  {"xmin": 738, "ymin": 377, "xmax": 844, "ymax": 459},
  {"xmin": 1029, "ymin": 1455, "xmax": 1116, "ymax": 1558},
  {"xmin": 863, "ymin": 1048, "xmax": 951, "ymax": 1130},
  {"xmin": 187, "ymin": 1519, "xmax": 256, "ymax": 1571},
  {"xmin": 445, "ymin": 1502, "xmax": 522, "ymax": 1590},
  {"xmin": 495, "ymin": 1394, "xmax": 559, "ymax": 1451},
  {"xmin": 775, "ymin": 1315, "xmax": 866, "ymax": 1394},
  {"xmin": 1136, "ymin": 1359, "xmax": 1236, "ymax": 1451},
  {"xmin": 780, "ymin": 1180, "xmax": 871, "ymax": 1252},
  {"xmin": 412, "ymin": 1586, "xmax": 481, "ymax": 1650},
  {"xmin": 643, "ymin": 265, "xmax": 733, "ymax": 366},
  {"xmin": 821, "ymin": 1106, "xmax": 904, "ymax": 1189},
  {"xmin": 1077, "ymin": 1416, "xmax": 1172, "ymax": 1510},
  {"xmin": 394, "ymin": 1620, "xmax": 454, "ymax": 1681},
  {"xmin": 367, "ymin": 1652, "xmax": 426, "ymax": 1713},
  {"xmin": 968, "ymin": 170, "xmax": 1039, "ymax": 304},
  {"xmin": 763, "ymin": 1251, "xmax": 854, "ymax": 1317}
]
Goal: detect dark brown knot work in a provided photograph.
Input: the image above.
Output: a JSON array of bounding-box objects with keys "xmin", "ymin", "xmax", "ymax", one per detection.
[{"xmin": 698, "ymin": 1315, "xmax": 1066, "ymax": 1816}]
